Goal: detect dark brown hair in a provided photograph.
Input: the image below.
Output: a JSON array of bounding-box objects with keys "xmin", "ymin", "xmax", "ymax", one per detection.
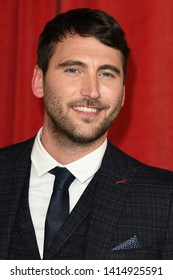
[{"xmin": 37, "ymin": 8, "xmax": 130, "ymax": 78}]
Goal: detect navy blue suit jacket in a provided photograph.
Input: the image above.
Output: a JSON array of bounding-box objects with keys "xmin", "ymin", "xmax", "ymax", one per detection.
[{"xmin": 0, "ymin": 137, "xmax": 173, "ymax": 259}]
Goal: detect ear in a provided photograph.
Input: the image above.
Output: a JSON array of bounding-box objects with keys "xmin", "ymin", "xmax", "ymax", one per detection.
[
  {"xmin": 121, "ymin": 85, "xmax": 125, "ymax": 107},
  {"xmin": 32, "ymin": 65, "xmax": 44, "ymax": 98}
]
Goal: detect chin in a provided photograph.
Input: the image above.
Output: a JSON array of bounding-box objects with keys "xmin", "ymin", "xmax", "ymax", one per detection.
[{"xmin": 67, "ymin": 129, "xmax": 107, "ymax": 145}]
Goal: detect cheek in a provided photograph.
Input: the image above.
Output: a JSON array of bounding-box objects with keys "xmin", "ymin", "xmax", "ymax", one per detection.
[
  {"xmin": 53, "ymin": 77, "xmax": 81, "ymax": 98},
  {"xmin": 101, "ymin": 85, "xmax": 120, "ymax": 100},
  {"xmin": 106, "ymin": 88, "xmax": 124, "ymax": 109}
]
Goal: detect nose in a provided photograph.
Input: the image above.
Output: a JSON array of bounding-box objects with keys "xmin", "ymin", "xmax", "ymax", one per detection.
[{"xmin": 80, "ymin": 75, "xmax": 100, "ymax": 99}]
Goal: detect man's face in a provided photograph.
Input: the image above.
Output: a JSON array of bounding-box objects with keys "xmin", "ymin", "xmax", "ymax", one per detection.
[{"xmin": 37, "ymin": 35, "xmax": 125, "ymax": 145}]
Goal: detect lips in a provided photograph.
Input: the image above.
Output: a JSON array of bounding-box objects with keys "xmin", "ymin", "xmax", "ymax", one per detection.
[{"xmin": 72, "ymin": 106, "xmax": 100, "ymax": 113}]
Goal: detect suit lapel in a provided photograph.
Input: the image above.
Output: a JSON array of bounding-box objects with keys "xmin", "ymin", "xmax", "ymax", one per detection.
[
  {"xmin": 16, "ymin": 166, "xmax": 40, "ymax": 259},
  {"xmin": 0, "ymin": 164, "xmax": 25, "ymax": 259},
  {"xmin": 84, "ymin": 142, "xmax": 137, "ymax": 259},
  {"xmin": 0, "ymin": 138, "xmax": 38, "ymax": 259}
]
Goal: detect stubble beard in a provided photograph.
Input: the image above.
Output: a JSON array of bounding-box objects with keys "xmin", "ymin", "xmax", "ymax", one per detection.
[{"xmin": 43, "ymin": 85, "xmax": 123, "ymax": 147}]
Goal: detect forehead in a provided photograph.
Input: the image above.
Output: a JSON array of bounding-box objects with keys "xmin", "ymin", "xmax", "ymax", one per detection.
[{"xmin": 51, "ymin": 34, "xmax": 123, "ymax": 68}]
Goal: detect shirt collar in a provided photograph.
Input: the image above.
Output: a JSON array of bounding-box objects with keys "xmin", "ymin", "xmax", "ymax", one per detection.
[{"xmin": 31, "ymin": 128, "xmax": 107, "ymax": 183}]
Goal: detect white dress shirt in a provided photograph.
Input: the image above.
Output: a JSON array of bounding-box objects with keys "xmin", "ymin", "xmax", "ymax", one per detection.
[{"xmin": 29, "ymin": 128, "xmax": 107, "ymax": 258}]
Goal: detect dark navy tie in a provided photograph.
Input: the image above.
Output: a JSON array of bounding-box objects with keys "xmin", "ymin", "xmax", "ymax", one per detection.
[{"xmin": 44, "ymin": 166, "xmax": 75, "ymax": 250}]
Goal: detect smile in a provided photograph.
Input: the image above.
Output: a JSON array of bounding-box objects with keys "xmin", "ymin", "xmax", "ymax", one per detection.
[{"xmin": 72, "ymin": 106, "xmax": 100, "ymax": 113}]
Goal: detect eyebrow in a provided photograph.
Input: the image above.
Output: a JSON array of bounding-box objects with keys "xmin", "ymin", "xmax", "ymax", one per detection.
[
  {"xmin": 57, "ymin": 60, "xmax": 121, "ymax": 75},
  {"xmin": 98, "ymin": 64, "xmax": 121, "ymax": 75},
  {"xmin": 57, "ymin": 60, "xmax": 87, "ymax": 68}
]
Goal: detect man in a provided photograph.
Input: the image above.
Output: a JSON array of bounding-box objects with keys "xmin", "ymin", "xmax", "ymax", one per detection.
[{"xmin": 0, "ymin": 8, "xmax": 173, "ymax": 260}]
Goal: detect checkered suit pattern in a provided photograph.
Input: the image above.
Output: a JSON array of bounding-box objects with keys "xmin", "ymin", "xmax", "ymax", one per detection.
[{"xmin": 0, "ymin": 137, "xmax": 173, "ymax": 259}]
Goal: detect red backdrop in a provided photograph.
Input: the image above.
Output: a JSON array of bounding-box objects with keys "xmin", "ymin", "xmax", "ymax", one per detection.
[
  {"xmin": 0, "ymin": 0, "xmax": 57, "ymax": 145},
  {"xmin": 0, "ymin": 0, "xmax": 173, "ymax": 171}
]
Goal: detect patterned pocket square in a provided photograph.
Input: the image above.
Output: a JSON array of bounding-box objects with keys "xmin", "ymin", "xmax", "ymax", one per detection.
[{"xmin": 111, "ymin": 235, "xmax": 141, "ymax": 252}]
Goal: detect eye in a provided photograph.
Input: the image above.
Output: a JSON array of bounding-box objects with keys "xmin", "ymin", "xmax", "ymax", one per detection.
[
  {"xmin": 100, "ymin": 72, "xmax": 115, "ymax": 78},
  {"xmin": 65, "ymin": 68, "xmax": 79, "ymax": 74}
]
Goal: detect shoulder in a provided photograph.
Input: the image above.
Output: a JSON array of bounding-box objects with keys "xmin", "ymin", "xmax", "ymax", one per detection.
[
  {"xmin": 0, "ymin": 137, "xmax": 35, "ymax": 163},
  {"xmin": 106, "ymin": 142, "xmax": 173, "ymax": 187}
]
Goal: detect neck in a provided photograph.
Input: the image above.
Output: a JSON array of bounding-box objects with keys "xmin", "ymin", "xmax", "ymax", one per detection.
[{"xmin": 40, "ymin": 127, "xmax": 107, "ymax": 165}]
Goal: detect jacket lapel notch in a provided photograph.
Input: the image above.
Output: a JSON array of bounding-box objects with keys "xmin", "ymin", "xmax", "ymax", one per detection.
[{"xmin": 84, "ymin": 162, "xmax": 137, "ymax": 259}]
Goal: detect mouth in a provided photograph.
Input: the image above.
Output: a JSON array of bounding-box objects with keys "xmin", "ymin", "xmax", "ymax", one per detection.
[
  {"xmin": 72, "ymin": 106, "xmax": 100, "ymax": 113},
  {"xmin": 71, "ymin": 105, "xmax": 103, "ymax": 119}
]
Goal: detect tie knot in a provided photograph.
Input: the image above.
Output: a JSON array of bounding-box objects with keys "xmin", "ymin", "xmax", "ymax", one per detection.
[{"xmin": 49, "ymin": 166, "xmax": 74, "ymax": 190}]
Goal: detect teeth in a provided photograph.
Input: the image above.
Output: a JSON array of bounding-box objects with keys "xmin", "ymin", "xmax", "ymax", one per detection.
[{"xmin": 73, "ymin": 106, "xmax": 99, "ymax": 113}]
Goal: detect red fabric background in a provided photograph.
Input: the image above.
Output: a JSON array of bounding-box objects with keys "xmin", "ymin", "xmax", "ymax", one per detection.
[
  {"xmin": 0, "ymin": 0, "xmax": 173, "ymax": 171},
  {"xmin": 0, "ymin": 0, "xmax": 57, "ymax": 145}
]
